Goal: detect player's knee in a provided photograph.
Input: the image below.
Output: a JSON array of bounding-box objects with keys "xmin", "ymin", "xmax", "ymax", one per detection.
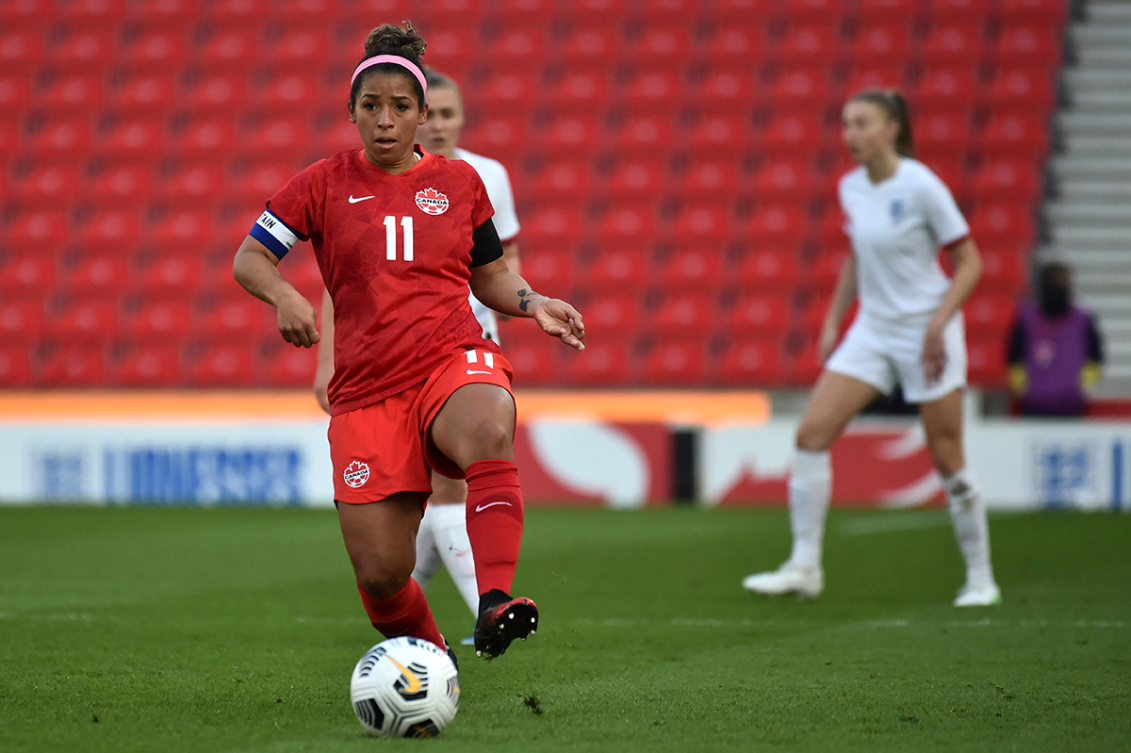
[
  {"xmin": 796, "ymin": 423, "xmax": 833, "ymax": 453},
  {"xmin": 357, "ymin": 567, "xmax": 412, "ymax": 600},
  {"xmin": 460, "ymin": 417, "xmax": 512, "ymax": 461},
  {"xmin": 927, "ymin": 436, "xmax": 963, "ymax": 477}
]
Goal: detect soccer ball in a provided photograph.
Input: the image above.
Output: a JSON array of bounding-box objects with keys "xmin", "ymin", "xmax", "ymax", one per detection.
[{"xmin": 350, "ymin": 636, "xmax": 460, "ymax": 738}]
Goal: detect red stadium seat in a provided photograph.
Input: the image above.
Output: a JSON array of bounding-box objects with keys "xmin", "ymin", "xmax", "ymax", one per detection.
[
  {"xmin": 199, "ymin": 298, "xmax": 268, "ymax": 340},
  {"xmin": 856, "ymin": 0, "xmax": 919, "ymax": 22},
  {"xmin": 965, "ymin": 291, "xmax": 1017, "ymax": 338},
  {"xmin": 461, "ymin": 115, "xmax": 529, "ymax": 153},
  {"xmin": 583, "ymin": 296, "xmax": 642, "ymax": 336},
  {"xmin": 521, "ymin": 208, "xmax": 583, "ymax": 250},
  {"xmin": 8, "ymin": 210, "xmax": 69, "ymax": 254},
  {"xmin": 41, "ymin": 74, "xmax": 103, "ymax": 110},
  {"xmin": 790, "ymin": 341, "xmax": 825, "ymax": 385},
  {"xmin": 769, "ymin": 70, "xmax": 832, "ymax": 112},
  {"xmin": 671, "ymin": 207, "xmax": 732, "ymax": 248},
  {"xmin": 971, "ymin": 159, "xmax": 1043, "ymax": 204},
  {"xmin": 122, "ymin": 299, "xmax": 193, "ymax": 343},
  {"xmin": 966, "ymin": 335, "xmax": 1007, "ymax": 386},
  {"xmin": 104, "ymin": 74, "xmax": 178, "ymax": 117},
  {"xmin": 587, "ymin": 248, "xmax": 651, "ymax": 294},
  {"xmin": 137, "ymin": 256, "xmax": 205, "ymax": 295},
  {"xmin": 744, "ymin": 204, "xmax": 808, "ymax": 244},
  {"xmin": 841, "ymin": 67, "xmax": 906, "ymax": 97},
  {"xmin": 678, "ymin": 161, "xmax": 741, "ymax": 201},
  {"xmin": 713, "ymin": 0, "xmax": 776, "ymax": 25},
  {"xmin": 518, "ymin": 252, "xmax": 574, "ymax": 292},
  {"xmin": 751, "ymin": 161, "xmax": 815, "ymax": 202},
  {"xmin": 0, "ymin": 296, "xmax": 45, "ymax": 341},
  {"xmin": 246, "ymin": 74, "xmax": 324, "ymax": 112},
  {"xmin": 565, "ymin": 336, "xmax": 632, "ymax": 386},
  {"xmin": 718, "ymin": 338, "xmax": 785, "ymax": 386},
  {"xmin": 986, "ymin": 67, "xmax": 1057, "ymax": 114},
  {"xmin": 119, "ymin": 31, "xmax": 188, "ymax": 70},
  {"xmin": 0, "ymin": 31, "xmax": 45, "ymax": 72},
  {"xmin": 40, "ymin": 346, "xmax": 106, "ymax": 387},
  {"xmin": 922, "ymin": 25, "xmax": 986, "ymax": 67},
  {"xmin": 761, "ymin": 115, "xmax": 823, "ymax": 156},
  {"xmin": 129, "ymin": 0, "xmax": 199, "ymax": 32},
  {"xmin": 228, "ymin": 163, "xmax": 294, "ymax": 207},
  {"xmin": 701, "ymin": 27, "xmax": 769, "ymax": 71},
  {"xmin": 642, "ymin": 338, "xmax": 711, "ymax": 385},
  {"xmin": 597, "ymin": 208, "xmax": 659, "ymax": 250},
  {"xmin": 540, "ymin": 116, "xmax": 602, "ymax": 152},
  {"xmin": 558, "ymin": 27, "xmax": 618, "ymax": 71},
  {"xmin": 914, "ymin": 68, "xmax": 980, "ymax": 110},
  {"xmin": 777, "ymin": 25, "xmax": 841, "ymax": 67},
  {"xmin": 850, "ymin": 24, "xmax": 913, "ymax": 66},
  {"xmin": 259, "ymin": 29, "xmax": 331, "ymax": 75},
  {"xmin": 184, "ymin": 75, "xmax": 248, "ymax": 118},
  {"xmin": 0, "ymin": 73, "xmax": 31, "ymax": 115},
  {"xmin": 612, "ymin": 116, "xmax": 675, "ymax": 158},
  {"xmin": 26, "ymin": 122, "xmax": 92, "ymax": 164},
  {"xmin": 153, "ymin": 211, "xmax": 214, "ymax": 249},
  {"xmin": 201, "ymin": 0, "xmax": 267, "ymax": 25},
  {"xmin": 980, "ymin": 113, "xmax": 1051, "ymax": 159},
  {"xmin": 262, "ymin": 344, "xmax": 318, "ymax": 387},
  {"xmin": 85, "ymin": 166, "xmax": 154, "ymax": 209},
  {"xmin": 968, "ymin": 202, "xmax": 1036, "ymax": 249},
  {"xmin": 659, "ymin": 249, "xmax": 726, "ymax": 293},
  {"xmin": 420, "ymin": 28, "xmax": 478, "ymax": 72},
  {"xmin": 726, "ymin": 293, "xmax": 792, "ymax": 333},
  {"xmin": 689, "ymin": 115, "xmax": 752, "ymax": 158},
  {"xmin": 653, "ymin": 294, "xmax": 717, "ymax": 334},
  {"xmin": 623, "ymin": 71, "xmax": 684, "ymax": 115},
  {"xmin": 698, "ymin": 71, "xmax": 757, "ymax": 107},
  {"xmin": 548, "ymin": 72, "xmax": 612, "ymax": 111},
  {"xmin": 77, "ymin": 211, "xmax": 143, "ymax": 254},
  {"xmin": 169, "ymin": 119, "xmax": 239, "ymax": 160},
  {"xmin": 114, "ymin": 345, "xmax": 181, "ymax": 387},
  {"xmin": 923, "ymin": 0, "xmax": 994, "ymax": 24},
  {"xmin": 735, "ymin": 249, "xmax": 799, "ymax": 292},
  {"xmin": 533, "ymin": 162, "xmax": 593, "ymax": 199},
  {"xmin": 915, "ymin": 111, "xmax": 974, "ymax": 162},
  {"xmin": 630, "ymin": 26, "xmax": 692, "ymax": 66},
  {"xmin": 922, "ymin": 157, "xmax": 970, "ymax": 204},
  {"xmin": 240, "ymin": 119, "xmax": 311, "ymax": 159},
  {"xmin": 48, "ymin": 30, "xmax": 114, "ymax": 67},
  {"xmin": 477, "ymin": 72, "xmax": 538, "ymax": 110},
  {"xmin": 47, "ymin": 297, "xmax": 120, "ymax": 342},
  {"xmin": 813, "ymin": 250, "xmax": 849, "ymax": 295},
  {"xmin": 999, "ymin": 0, "xmax": 1069, "ymax": 24},
  {"xmin": 190, "ymin": 344, "xmax": 257, "ymax": 387},
  {"xmin": 0, "ymin": 254, "xmax": 57, "ymax": 297},
  {"xmin": 606, "ymin": 161, "xmax": 666, "ymax": 202},
  {"xmin": 195, "ymin": 30, "xmax": 258, "ymax": 73},
  {"xmin": 978, "ymin": 248, "xmax": 1027, "ymax": 293},
  {"xmin": 0, "ymin": 345, "xmax": 32, "ymax": 386},
  {"xmin": 94, "ymin": 119, "xmax": 165, "ymax": 165},
  {"xmin": 993, "ymin": 24, "xmax": 1062, "ymax": 68},
  {"xmin": 498, "ymin": 337, "xmax": 559, "ymax": 387},
  {"xmin": 480, "ymin": 27, "xmax": 550, "ymax": 67}
]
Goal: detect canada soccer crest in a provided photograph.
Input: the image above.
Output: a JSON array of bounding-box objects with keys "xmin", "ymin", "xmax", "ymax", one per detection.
[
  {"xmin": 415, "ymin": 187, "xmax": 449, "ymax": 215},
  {"xmin": 344, "ymin": 460, "xmax": 370, "ymax": 488}
]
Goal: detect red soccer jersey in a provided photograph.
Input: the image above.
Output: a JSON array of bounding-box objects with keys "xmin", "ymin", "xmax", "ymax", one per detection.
[{"xmin": 265, "ymin": 147, "xmax": 500, "ymax": 415}]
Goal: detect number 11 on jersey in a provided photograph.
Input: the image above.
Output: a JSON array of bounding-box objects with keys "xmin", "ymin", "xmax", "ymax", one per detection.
[{"xmin": 383, "ymin": 216, "xmax": 414, "ymax": 261}]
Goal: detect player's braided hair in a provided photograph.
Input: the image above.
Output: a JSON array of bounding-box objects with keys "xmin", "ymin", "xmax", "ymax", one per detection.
[
  {"xmin": 849, "ymin": 88, "xmax": 916, "ymax": 159},
  {"xmin": 350, "ymin": 20, "xmax": 428, "ymax": 108}
]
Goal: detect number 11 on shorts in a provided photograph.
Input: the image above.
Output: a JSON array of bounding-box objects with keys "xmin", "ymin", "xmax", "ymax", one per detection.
[{"xmin": 383, "ymin": 216, "xmax": 414, "ymax": 261}]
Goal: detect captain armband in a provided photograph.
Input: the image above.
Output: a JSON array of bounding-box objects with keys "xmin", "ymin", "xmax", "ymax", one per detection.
[{"xmin": 249, "ymin": 210, "xmax": 300, "ymax": 260}]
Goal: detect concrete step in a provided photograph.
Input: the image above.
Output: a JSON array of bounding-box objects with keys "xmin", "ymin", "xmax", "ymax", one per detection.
[
  {"xmin": 1058, "ymin": 112, "xmax": 1131, "ymax": 133},
  {"xmin": 1074, "ymin": 48, "xmax": 1131, "ymax": 69},
  {"xmin": 1047, "ymin": 204, "xmax": 1131, "ymax": 226},
  {"xmin": 1052, "ymin": 226, "xmax": 1131, "ymax": 249},
  {"xmin": 1086, "ymin": 2, "xmax": 1131, "ymax": 23},
  {"xmin": 1064, "ymin": 69, "xmax": 1131, "ymax": 92},
  {"xmin": 1054, "ymin": 182, "xmax": 1131, "ymax": 202},
  {"xmin": 1051, "ymin": 156, "xmax": 1131, "ymax": 179},
  {"xmin": 1068, "ymin": 90, "xmax": 1131, "ymax": 108},
  {"xmin": 1072, "ymin": 27, "xmax": 1131, "ymax": 47},
  {"xmin": 1061, "ymin": 134, "xmax": 1131, "ymax": 157},
  {"xmin": 1049, "ymin": 248, "xmax": 1131, "ymax": 269}
]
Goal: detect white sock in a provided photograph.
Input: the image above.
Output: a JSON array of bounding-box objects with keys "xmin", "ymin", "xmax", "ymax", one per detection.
[
  {"xmin": 411, "ymin": 504, "xmax": 442, "ymax": 589},
  {"xmin": 787, "ymin": 449, "xmax": 831, "ymax": 571},
  {"xmin": 429, "ymin": 502, "xmax": 479, "ymax": 617},
  {"xmin": 943, "ymin": 467, "xmax": 995, "ymax": 588}
]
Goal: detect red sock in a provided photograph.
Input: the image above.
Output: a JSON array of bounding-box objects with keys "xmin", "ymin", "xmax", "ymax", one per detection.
[
  {"xmin": 356, "ymin": 578, "xmax": 445, "ymax": 649},
  {"xmin": 465, "ymin": 459, "xmax": 524, "ymax": 599}
]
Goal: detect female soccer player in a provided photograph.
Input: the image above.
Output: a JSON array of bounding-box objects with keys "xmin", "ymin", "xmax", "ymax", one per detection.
[
  {"xmin": 233, "ymin": 22, "xmax": 585, "ymax": 658},
  {"xmin": 742, "ymin": 89, "xmax": 1001, "ymax": 607},
  {"xmin": 314, "ymin": 68, "xmax": 524, "ymax": 645}
]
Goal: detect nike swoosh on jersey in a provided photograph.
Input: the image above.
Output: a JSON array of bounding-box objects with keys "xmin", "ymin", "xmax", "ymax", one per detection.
[
  {"xmin": 466, "ymin": 370, "xmax": 492, "ymax": 375},
  {"xmin": 475, "ymin": 501, "xmax": 513, "ymax": 512},
  {"xmin": 348, "ymin": 194, "xmax": 375, "ymax": 203}
]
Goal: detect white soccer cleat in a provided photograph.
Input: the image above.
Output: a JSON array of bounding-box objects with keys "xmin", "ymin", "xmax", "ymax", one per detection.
[
  {"xmin": 742, "ymin": 563, "xmax": 824, "ymax": 598},
  {"xmin": 953, "ymin": 582, "xmax": 1002, "ymax": 607}
]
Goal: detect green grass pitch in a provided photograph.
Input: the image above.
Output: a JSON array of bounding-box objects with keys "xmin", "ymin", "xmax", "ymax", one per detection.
[{"xmin": 1, "ymin": 505, "xmax": 1128, "ymax": 753}]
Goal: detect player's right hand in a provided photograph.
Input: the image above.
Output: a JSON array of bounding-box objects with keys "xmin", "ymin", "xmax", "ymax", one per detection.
[{"xmin": 277, "ymin": 291, "xmax": 321, "ymax": 348}]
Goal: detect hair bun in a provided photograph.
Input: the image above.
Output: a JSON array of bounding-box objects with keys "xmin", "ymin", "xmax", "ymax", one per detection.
[{"xmin": 364, "ymin": 21, "xmax": 427, "ymax": 58}]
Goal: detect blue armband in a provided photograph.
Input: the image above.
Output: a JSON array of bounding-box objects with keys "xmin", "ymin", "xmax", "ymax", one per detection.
[{"xmin": 249, "ymin": 210, "xmax": 300, "ymax": 260}]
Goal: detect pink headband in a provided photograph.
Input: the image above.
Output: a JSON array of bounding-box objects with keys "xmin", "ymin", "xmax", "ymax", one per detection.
[{"xmin": 350, "ymin": 55, "xmax": 428, "ymax": 95}]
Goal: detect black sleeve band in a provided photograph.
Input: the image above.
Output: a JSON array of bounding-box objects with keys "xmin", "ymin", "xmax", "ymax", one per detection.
[{"xmin": 470, "ymin": 218, "xmax": 505, "ymax": 268}]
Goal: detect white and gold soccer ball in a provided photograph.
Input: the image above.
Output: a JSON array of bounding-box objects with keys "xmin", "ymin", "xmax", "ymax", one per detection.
[{"xmin": 350, "ymin": 636, "xmax": 460, "ymax": 738}]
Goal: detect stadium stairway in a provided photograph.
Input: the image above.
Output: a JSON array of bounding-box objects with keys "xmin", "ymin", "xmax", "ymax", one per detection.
[{"xmin": 1046, "ymin": 0, "xmax": 1131, "ymax": 390}]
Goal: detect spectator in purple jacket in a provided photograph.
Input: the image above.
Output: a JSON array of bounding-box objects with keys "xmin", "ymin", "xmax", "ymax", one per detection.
[{"xmin": 1008, "ymin": 262, "xmax": 1103, "ymax": 416}]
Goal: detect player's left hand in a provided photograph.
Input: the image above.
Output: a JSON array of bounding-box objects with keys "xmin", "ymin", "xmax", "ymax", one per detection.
[
  {"xmin": 531, "ymin": 299, "xmax": 585, "ymax": 351},
  {"xmin": 921, "ymin": 324, "xmax": 947, "ymax": 385}
]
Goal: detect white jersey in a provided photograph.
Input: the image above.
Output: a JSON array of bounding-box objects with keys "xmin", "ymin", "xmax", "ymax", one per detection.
[
  {"xmin": 454, "ymin": 148, "xmax": 521, "ymax": 343},
  {"xmin": 839, "ymin": 158, "xmax": 969, "ymax": 323}
]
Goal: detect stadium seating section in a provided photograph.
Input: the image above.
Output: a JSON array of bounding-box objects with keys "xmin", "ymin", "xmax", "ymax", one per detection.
[{"xmin": 0, "ymin": 0, "xmax": 1064, "ymax": 389}]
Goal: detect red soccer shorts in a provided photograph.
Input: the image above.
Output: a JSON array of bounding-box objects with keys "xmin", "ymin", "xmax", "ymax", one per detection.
[{"xmin": 328, "ymin": 347, "xmax": 514, "ymax": 504}]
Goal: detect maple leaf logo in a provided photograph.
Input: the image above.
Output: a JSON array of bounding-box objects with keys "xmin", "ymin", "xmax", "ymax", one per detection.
[
  {"xmin": 415, "ymin": 187, "xmax": 449, "ymax": 215},
  {"xmin": 343, "ymin": 460, "xmax": 370, "ymax": 488}
]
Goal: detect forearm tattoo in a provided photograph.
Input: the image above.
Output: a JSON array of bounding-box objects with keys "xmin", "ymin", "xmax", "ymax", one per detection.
[{"xmin": 517, "ymin": 288, "xmax": 539, "ymax": 313}]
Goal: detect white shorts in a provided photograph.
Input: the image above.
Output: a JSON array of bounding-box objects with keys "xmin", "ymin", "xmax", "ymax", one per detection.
[
  {"xmin": 825, "ymin": 312, "xmax": 967, "ymax": 404},
  {"xmin": 469, "ymin": 291, "xmax": 499, "ymax": 343}
]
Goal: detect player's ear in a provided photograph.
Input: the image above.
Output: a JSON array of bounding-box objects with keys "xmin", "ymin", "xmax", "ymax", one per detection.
[
  {"xmin": 418, "ymin": 102, "xmax": 429, "ymax": 126},
  {"xmin": 347, "ymin": 99, "xmax": 356, "ymax": 123}
]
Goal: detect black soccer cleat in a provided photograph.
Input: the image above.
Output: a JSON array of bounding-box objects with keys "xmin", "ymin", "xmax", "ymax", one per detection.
[{"xmin": 473, "ymin": 596, "xmax": 539, "ymax": 659}]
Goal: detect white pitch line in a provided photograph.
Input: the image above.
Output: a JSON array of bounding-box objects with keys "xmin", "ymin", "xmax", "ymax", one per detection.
[
  {"xmin": 838, "ymin": 511, "xmax": 953, "ymax": 536},
  {"xmin": 569, "ymin": 617, "xmax": 1128, "ymax": 630}
]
